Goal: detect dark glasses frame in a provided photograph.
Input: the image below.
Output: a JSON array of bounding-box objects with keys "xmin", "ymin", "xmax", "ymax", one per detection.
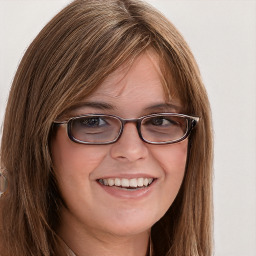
[{"xmin": 53, "ymin": 113, "xmax": 199, "ymax": 145}]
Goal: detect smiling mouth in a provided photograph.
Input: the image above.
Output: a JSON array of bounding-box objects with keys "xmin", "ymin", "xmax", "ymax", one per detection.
[{"xmin": 97, "ymin": 177, "xmax": 155, "ymax": 190}]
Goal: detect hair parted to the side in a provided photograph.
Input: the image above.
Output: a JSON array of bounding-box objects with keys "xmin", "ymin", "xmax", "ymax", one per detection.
[{"xmin": 0, "ymin": 0, "xmax": 213, "ymax": 255}]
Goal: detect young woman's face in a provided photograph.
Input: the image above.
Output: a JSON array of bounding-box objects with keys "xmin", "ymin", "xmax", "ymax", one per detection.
[{"xmin": 51, "ymin": 51, "xmax": 188, "ymax": 239}]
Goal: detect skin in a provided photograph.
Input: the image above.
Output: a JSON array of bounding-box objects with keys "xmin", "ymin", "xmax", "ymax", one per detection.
[{"xmin": 51, "ymin": 50, "xmax": 188, "ymax": 256}]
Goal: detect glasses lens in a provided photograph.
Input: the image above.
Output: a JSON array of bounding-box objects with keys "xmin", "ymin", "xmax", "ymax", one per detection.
[
  {"xmin": 141, "ymin": 115, "xmax": 188, "ymax": 143},
  {"xmin": 70, "ymin": 115, "xmax": 121, "ymax": 143}
]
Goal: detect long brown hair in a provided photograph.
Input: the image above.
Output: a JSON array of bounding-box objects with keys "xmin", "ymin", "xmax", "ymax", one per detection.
[{"xmin": 0, "ymin": 0, "xmax": 213, "ymax": 255}]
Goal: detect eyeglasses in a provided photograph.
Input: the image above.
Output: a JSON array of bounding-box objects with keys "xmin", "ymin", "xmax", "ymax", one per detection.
[{"xmin": 53, "ymin": 113, "xmax": 199, "ymax": 145}]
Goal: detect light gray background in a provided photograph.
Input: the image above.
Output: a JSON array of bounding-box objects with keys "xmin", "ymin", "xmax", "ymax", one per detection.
[{"xmin": 0, "ymin": 1, "xmax": 256, "ymax": 255}]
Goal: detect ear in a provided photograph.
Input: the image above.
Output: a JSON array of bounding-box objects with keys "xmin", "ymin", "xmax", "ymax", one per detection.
[{"xmin": 0, "ymin": 170, "xmax": 8, "ymax": 197}]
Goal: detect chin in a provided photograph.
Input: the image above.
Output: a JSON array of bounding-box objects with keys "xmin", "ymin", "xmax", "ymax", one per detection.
[
  {"xmin": 98, "ymin": 209, "xmax": 161, "ymax": 237},
  {"xmin": 104, "ymin": 222, "xmax": 152, "ymax": 237}
]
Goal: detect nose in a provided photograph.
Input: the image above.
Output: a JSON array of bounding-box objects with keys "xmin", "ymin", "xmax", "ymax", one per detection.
[{"xmin": 110, "ymin": 122, "xmax": 148, "ymax": 162}]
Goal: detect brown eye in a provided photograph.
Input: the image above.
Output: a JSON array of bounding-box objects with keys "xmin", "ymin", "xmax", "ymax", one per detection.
[
  {"xmin": 145, "ymin": 116, "xmax": 178, "ymax": 127},
  {"xmin": 78, "ymin": 117, "xmax": 108, "ymax": 128}
]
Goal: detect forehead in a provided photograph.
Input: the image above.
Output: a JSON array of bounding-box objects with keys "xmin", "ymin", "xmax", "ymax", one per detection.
[
  {"xmin": 85, "ymin": 50, "xmax": 180, "ymax": 106},
  {"xmin": 62, "ymin": 50, "xmax": 183, "ymax": 119}
]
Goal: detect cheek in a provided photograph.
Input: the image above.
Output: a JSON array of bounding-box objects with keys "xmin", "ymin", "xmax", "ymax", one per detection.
[
  {"xmin": 151, "ymin": 140, "xmax": 188, "ymax": 202},
  {"xmin": 51, "ymin": 127, "xmax": 107, "ymax": 180},
  {"xmin": 153, "ymin": 140, "xmax": 188, "ymax": 175}
]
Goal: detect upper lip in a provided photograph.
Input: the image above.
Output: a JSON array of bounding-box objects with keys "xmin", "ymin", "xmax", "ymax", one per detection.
[{"xmin": 95, "ymin": 173, "xmax": 157, "ymax": 180}]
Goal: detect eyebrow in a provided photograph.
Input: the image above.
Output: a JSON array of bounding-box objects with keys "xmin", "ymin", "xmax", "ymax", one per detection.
[
  {"xmin": 71, "ymin": 101, "xmax": 181, "ymax": 113},
  {"xmin": 144, "ymin": 103, "xmax": 182, "ymax": 112},
  {"xmin": 70, "ymin": 101, "xmax": 115, "ymax": 111}
]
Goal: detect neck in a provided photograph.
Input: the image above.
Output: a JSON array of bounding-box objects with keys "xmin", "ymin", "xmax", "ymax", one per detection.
[
  {"xmin": 58, "ymin": 209, "xmax": 150, "ymax": 256},
  {"xmin": 62, "ymin": 236, "xmax": 151, "ymax": 256}
]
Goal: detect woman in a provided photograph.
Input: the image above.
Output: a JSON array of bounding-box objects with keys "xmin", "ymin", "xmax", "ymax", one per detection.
[{"xmin": 0, "ymin": 0, "xmax": 213, "ymax": 255}]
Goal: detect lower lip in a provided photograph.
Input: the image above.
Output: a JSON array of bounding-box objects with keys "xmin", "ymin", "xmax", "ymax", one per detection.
[{"xmin": 97, "ymin": 180, "xmax": 156, "ymax": 199}]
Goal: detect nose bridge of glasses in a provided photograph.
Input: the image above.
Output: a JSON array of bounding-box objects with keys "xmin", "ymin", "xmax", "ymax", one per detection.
[
  {"xmin": 122, "ymin": 117, "xmax": 141, "ymax": 125},
  {"xmin": 119, "ymin": 118, "xmax": 142, "ymax": 138}
]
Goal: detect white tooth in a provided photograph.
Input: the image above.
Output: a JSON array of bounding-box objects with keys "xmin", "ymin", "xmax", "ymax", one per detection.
[
  {"xmin": 129, "ymin": 178, "xmax": 137, "ymax": 188},
  {"xmin": 103, "ymin": 179, "xmax": 108, "ymax": 186},
  {"xmin": 121, "ymin": 178, "xmax": 129, "ymax": 187},
  {"xmin": 137, "ymin": 178, "xmax": 144, "ymax": 187},
  {"xmin": 143, "ymin": 178, "xmax": 149, "ymax": 186},
  {"xmin": 115, "ymin": 178, "xmax": 121, "ymax": 186},
  {"xmin": 148, "ymin": 178, "xmax": 153, "ymax": 184},
  {"xmin": 108, "ymin": 179, "xmax": 114, "ymax": 186}
]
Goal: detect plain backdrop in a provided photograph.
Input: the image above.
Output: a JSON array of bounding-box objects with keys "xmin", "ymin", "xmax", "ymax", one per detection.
[{"xmin": 0, "ymin": 1, "xmax": 256, "ymax": 255}]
